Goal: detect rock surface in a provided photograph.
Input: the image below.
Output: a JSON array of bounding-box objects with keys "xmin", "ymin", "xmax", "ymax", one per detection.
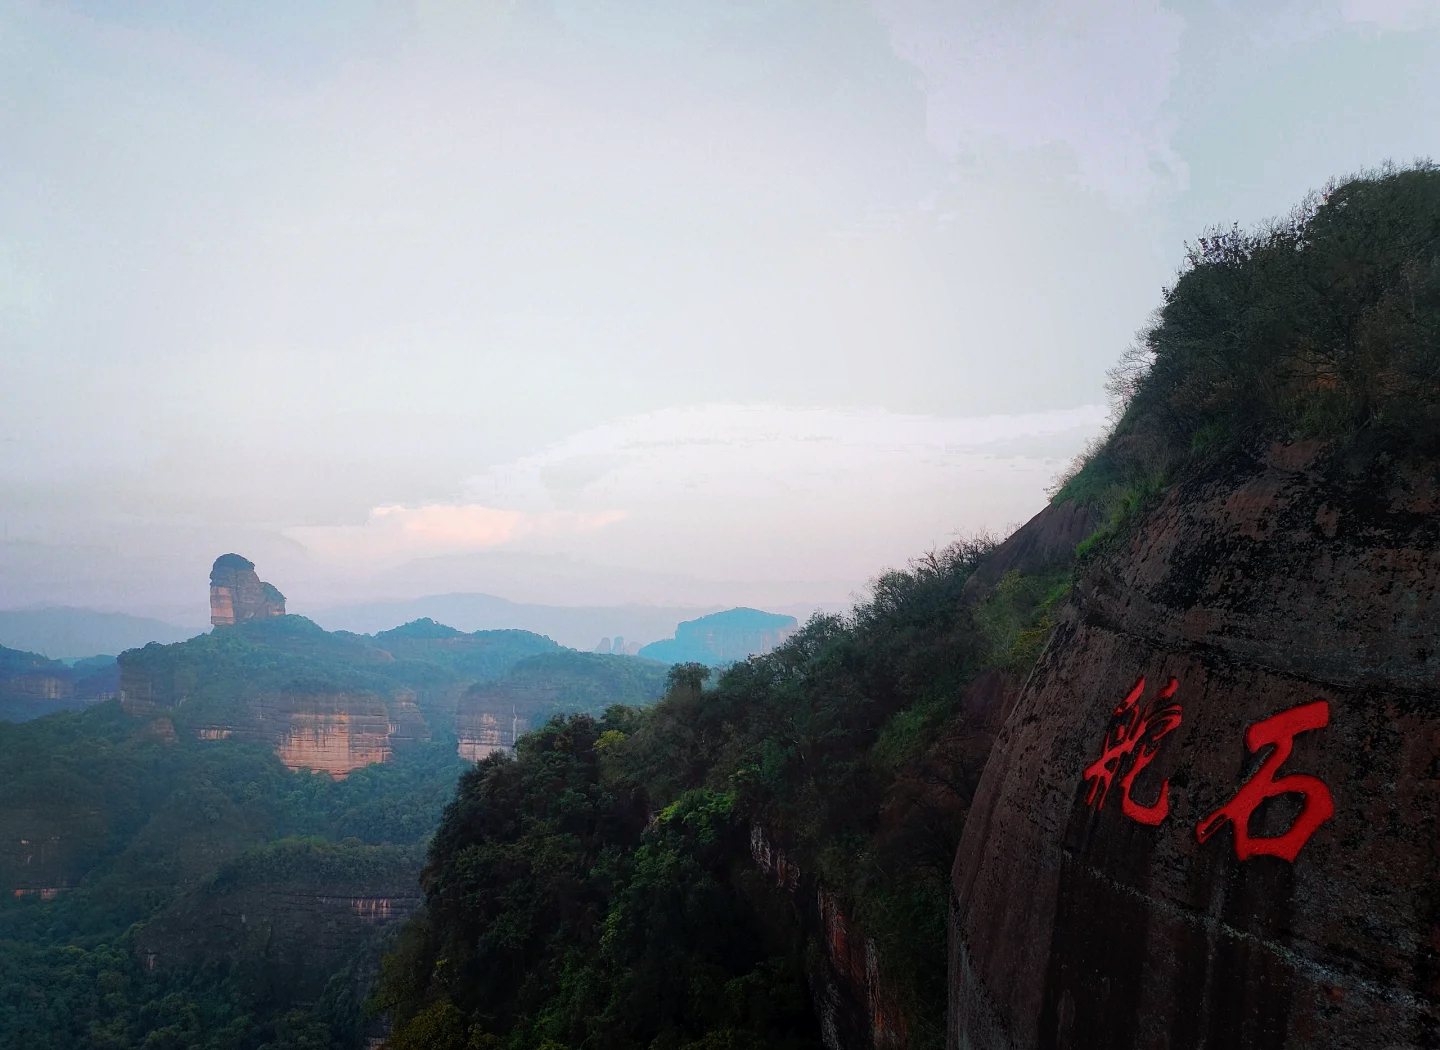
[
  {"xmin": 961, "ymin": 500, "xmax": 1101, "ymax": 604},
  {"xmin": 210, "ymin": 553, "xmax": 285, "ymax": 626},
  {"xmin": 454, "ymin": 651, "xmax": 668, "ymax": 760},
  {"xmin": 135, "ymin": 842, "xmax": 422, "ymax": 1004},
  {"xmin": 949, "ymin": 442, "xmax": 1440, "ymax": 1050}
]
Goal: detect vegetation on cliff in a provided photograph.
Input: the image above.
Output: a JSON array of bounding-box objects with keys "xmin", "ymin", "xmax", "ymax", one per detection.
[
  {"xmin": 381, "ymin": 165, "xmax": 1440, "ymax": 1050},
  {"xmin": 1058, "ymin": 162, "xmax": 1440, "ymax": 542},
  {"xmin": 378, "ymin": 543, "xmax": 1067, "ymax": 1049}
]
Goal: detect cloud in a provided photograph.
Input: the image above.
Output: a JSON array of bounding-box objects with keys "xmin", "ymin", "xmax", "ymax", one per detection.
[
  {"xmin": 436, "ymin": 403, "xmax": 1110, "ymax": 584},
  {"xmin": 871, "ymin": 0, "xmax": 1187, "ymax": 203},
  {"xmin": 280, "ymin": 402, "xmax": 1108, "ymax": 585},
  {"xmin": 285, "ymin": 503, "xmax": 626, "ymax": 565},
  {"xmin": 1339, "ymin": 0, "xmax": 1440, "ymax": 30}
]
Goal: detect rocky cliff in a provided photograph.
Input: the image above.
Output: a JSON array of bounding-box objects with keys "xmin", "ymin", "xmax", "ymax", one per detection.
[
  {"xmin": 0, "ymin": 644, "xmax": 118, "ymax": 722},
  {"xmin": 136, "ymin": 839, "xmax": 422, "ymax": 1008},
  {"xmin": 949, "ymin": 440, "xmax": 1440, "ymax": 1050},
  {"xmin": 210, "ymin": 553, "xmax": 286, "ymax": 626},
  {"xmin": 454, "ymin": 650, "xmax": 669, "ymax": 760}
]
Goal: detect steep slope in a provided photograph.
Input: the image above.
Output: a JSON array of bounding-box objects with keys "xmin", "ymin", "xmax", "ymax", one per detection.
[
  {"xmin": 950, "ymin": 164, "xmax": 1440, "ymax": 1050},
  {"xmin": 376, "ymin": 533, "xmax": 1076, "ymax": 1050},
  {"xmin": 0, "ymin": 644, "xmax": 117, "ymax": 722},
  {"xmin": 951, "ymin": 442, "xmax": 1440, "ymax": 1049}
]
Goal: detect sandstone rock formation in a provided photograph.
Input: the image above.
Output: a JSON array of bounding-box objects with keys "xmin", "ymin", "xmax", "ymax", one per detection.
[
  {"xmin": 752, "ymin": 826, "xmax": 911, "ymax": 1050},
  {"xmin": 453, "ymin": 651, "xmax": 668, "ymax": 762},
  {"xmin": 949, "ymin": 442, "xmax": 1440, "ymax": 1050},
  {"xmin": 961, "ymin": 500, "xmax": 1101, "ymax": 603},
  {"xmin": 209, "ymin": 553, "xmax": 285, "ymax": 626}
]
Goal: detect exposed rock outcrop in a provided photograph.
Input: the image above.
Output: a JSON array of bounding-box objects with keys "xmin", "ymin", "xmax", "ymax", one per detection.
[
  {"xmin": 961, "ymin": 500, "xmax": 1101, "ymax": 604},
  {"xmin": 752, "ymin": 826, "xmax": 910, "ymax": 1050},
  {"xmin": 0, "ymin": 644, "xmax": 118, "ymax": 721},
  {"xmin": 135, "ymin": 841, "xmax": 421, "ymax": 1006},
  {"xmin": 949, "ymin": 442, "xmax": 1440, "ymax": 1050},
  {"xmin": 210, "ymin": 553, "xmax": 285, "ymax": 626},
  {"xmin": 453, "ymin": 651, "xmax": 668, "ymax": 761}
]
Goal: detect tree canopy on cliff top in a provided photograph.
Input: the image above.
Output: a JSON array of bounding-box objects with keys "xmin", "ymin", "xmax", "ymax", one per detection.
[{"xmin": 1059, "ymin": 162, "xmax": 1440, "ymax": 509}]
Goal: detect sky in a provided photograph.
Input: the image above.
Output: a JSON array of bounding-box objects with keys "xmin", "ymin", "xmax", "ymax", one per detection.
[{"xmin": 1, "ymin": 0, "xmax": 1437, "ymax": 627}]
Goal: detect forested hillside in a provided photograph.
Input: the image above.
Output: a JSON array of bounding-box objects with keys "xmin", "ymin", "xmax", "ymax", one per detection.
[
  {"xmin": 378, "ymin": 163, "xmax": 1440, "ymax": 1050},
  {"xmin": 377, "ymin": 531, "xmax": 1075, "ymax": 1049},
  {"xmin": 0, "ymin": 610, "xmax": 669, "ymax": 1050}
]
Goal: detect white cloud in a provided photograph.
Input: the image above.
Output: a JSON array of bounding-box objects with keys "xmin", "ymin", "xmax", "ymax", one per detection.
[
  {"xmin": 285, "ymin": 503, "xmax": 626, "ymax": 565},
  {"xmin": 872, "ymin": 0, "xmax": 1188, "ymax": 203},
  {"xmin": 1339, "ymin": 0, "xmax": 1440, "ymax": 29},
  {"xmin": 282, "ymin": 403, "xmax": 1108, "ymax": 586}
]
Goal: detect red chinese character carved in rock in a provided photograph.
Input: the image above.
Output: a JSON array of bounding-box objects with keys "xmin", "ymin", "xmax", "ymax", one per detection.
[
  {"xmin": 1195, "ymin": 700, "xmax": 1334, "ymax": 862},
  {"xmin": 1083, "ymin": 676, "xmax": 1183, "ymax": 826}
]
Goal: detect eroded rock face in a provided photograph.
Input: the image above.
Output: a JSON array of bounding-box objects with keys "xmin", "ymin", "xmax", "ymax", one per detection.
[
  {"xmin": 210, "ymin": 553, "xmax": 285, "ymax": 626},
  {"xmin": 196, "ymin": 690, "xmax": 429, "ymax": 779},
  {"xmin": 752, "ymin": 826, "xmax": 910, "ymax": 1050},
  {"xmin": 949, "ymin": 442, "xmax": 1440, "ymax": 1050},
  {"xmin": 455, "ymin": 691, "xmax": 528, "ymax": 761},
  {"xmin": 961, "ymin": 500, "xmax": 1101, "ymax": 603}
]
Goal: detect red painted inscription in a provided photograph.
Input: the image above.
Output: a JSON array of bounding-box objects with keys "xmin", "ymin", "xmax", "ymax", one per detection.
[
  {"xmin": 1195, "ymin": 700, "xmax": 1334, "ymax": 862},
  {"xmin": 1083, "ymin": 676, "xmax": 1183, "ymax": 826}
]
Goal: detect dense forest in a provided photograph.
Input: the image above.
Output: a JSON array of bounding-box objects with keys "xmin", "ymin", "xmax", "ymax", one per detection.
[
  {"xmin": 0, "ymin": 616, "xmax": 668, "ymax": 1049},
  {"xmin": 376, "ymin": 542, "xmax": 1068, "ymax": 1050},
  {"xmin": 376, "ymin": 163, "xmax": 1440, "ymax": 1050}
]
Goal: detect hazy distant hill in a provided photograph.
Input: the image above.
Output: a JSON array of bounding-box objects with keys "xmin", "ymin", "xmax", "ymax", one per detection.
[
  {"xmin": 637, "ymin": 607, "xmax": 799, "ymax": 666},
  {"xmin": 306, "ymin": 592, "xmax": 720, "ymax": 651},
  {"xmin": 0, "ymin": 606, "xmax": 194, "ymax": 659},
  {"xmin": 0, "ymin": 644, "xmax": 118, "ymax": 722}
]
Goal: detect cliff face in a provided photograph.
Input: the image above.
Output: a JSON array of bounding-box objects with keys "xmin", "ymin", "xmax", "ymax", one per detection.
[
  {"xmin": 752, "ymin": 826, "xmax": 911, "ymax": 1050},
  {"xmin": 256, "ymin": 691, "xmax": 421, "ymax": 778},
  {"xmin": 454, "ymin": 651, "xmax": 669, "ymax": 761},
  {"xmin": 210, "ymin": 553, "xmax": 285, "ymax": 626},
  {"xmin": 136, "ymin": 841, "xmax": 422, "ymax": 1005},
  {"xmin": 949, "ymin": 441, "xmax": 1440, "ymax": 1050},
  {"xmin": 0, "ymin": 645, "xmax": 120, "ymax": 721}
]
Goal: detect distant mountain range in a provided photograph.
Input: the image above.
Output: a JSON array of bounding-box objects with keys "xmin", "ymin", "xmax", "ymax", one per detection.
[
  {"xmin": 303, "ymin": 592, "xmax": 842, "ymax": 652},
  {"xmin": 637, "ymin": 607, "xmax": 800, "ymax": 666},
  {"xmin": 0, "ymin": 607, "xmax": 196, "ymax": 660},
  {"xmin": 0, "ymin": 593, "xmax": 846, "ymax": 661}
]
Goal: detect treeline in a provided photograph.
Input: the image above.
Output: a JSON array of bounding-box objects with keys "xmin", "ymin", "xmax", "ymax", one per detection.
[
  {"xmin": 378, "ymin": 540, "xmax": 1067, "ymax": 1049},
  {"xmin": 1059, "ymin": 162, "xmax": 1440, "ymax": 521}
]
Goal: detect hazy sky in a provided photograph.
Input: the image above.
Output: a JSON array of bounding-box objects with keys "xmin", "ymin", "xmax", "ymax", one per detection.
[{"xmin": 2, "ymin": 0, "xmax": 1437, "ymax": 624}]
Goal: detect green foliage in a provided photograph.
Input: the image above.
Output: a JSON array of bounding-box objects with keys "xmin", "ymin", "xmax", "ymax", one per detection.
[
  {"xmin": 0, "ymin": 608, "xmax": 662, "ymax": 1049},
  {"xmin": 118, "ymin": 617, "xmax": 559, "ymax": 734},
  {"xmin": 380, "ymin": 538, "xmax": 1071, "ymax": 1050},
  {"xmin": 379, "ymin": 714, "xmax": 818, "ymax": 1050},
  {"xmin": 1058, "ymin": 163, "xmax": 1440, "ymax": 525}
]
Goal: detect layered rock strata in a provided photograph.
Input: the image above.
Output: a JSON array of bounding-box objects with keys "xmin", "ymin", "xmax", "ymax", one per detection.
[
  {"xmin": 949, "ymin": 442, "xmax": 1440, "ymax": 1050},
  {"xmin": 210, "ymin": 553, "xmax": 285, "ymax": 626},
  {"xmin": 197, "ymin": 690, "xmax": 429, "ymax": 778}
]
